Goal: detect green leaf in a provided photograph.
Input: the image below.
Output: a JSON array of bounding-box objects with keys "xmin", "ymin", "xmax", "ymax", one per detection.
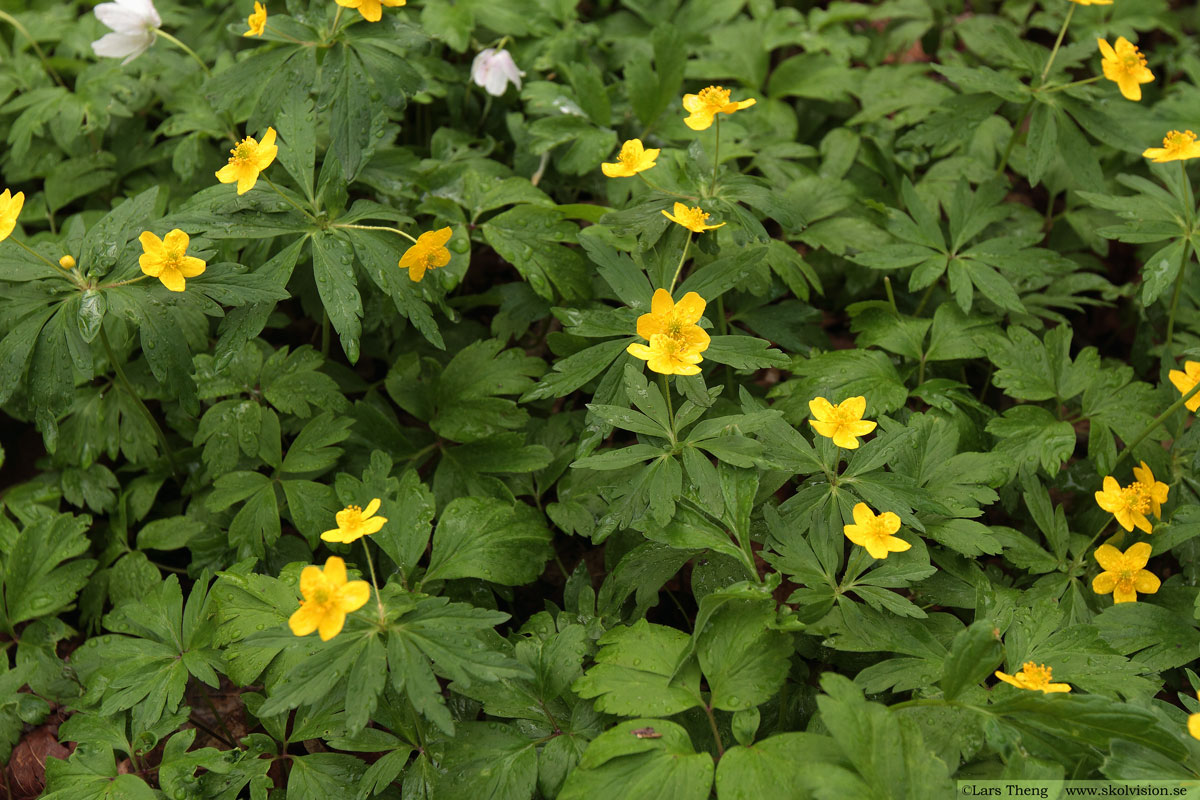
[
  {"xmin": 325, "ymin": 46, "xmax": 372, "ymax": 180},
  {"xmin": 715, "ymin": 734, "xmax": 846, "ymax": 800},
  {"xmin": 424, "ymin": 497, "xmax": 552, "ymax": 585},
  {"xmin": 559, "ymin": 719, "xmax": 714, "ymax": 800},
  {"xmin": 703, "ymin": 335, "xmax": 789, "ymax": 370},
  {"xmin": 311, "ymin": 232, "xmax": 363, "ymax": 364},
  {"xmin": 482, "ymin": 205, "xmax": 588, "ymax": 300},
  {"xmin": 436, "ymin": 722, "xmax": 538, "ymax": 800},
  {"xmin": 985, "ymin": 406, "xmax": 1075, "ymax": 476},
  {"xmin": 282, "ymin": 411, "xmax": 352, "ymax": 473},
  {"xmin": 42, "ymin": 745, "xmax": 158, "ymax": 800},
  {"xmin": 697, "ymin": 601, "xmax": 793, "ymax": 711},
  {"xmin": 1, "ymin": 512, "xmax": 95, "ymax": 627},
  {"xmin": 287, "ymin": 753, "xmax": 366, "ymax": 800},
  {"xmin": 940, "ymin": 620, "xmax": 1003, "ymax": 701},
  {"xmin": 573, "ymin": 619, "xmax": 704, "ymax": 716}
]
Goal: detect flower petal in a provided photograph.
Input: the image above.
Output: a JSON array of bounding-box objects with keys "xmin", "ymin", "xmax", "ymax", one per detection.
[
  {"xmin": 1091, "ymin": 572, "xmax": 1117, "ymax": 594},
  {"xmin": 318, "ymin": 609, "xmax": 347, "ymax": 640},
  {"xmin": 1133, "ymin": 569, "xmax": 1160, "ymax": 595},
  {"xmin": 323, "ymin": 556, "xmax": 347, "ymax": 586},
  {"xmin": 288, "ymin": 603, "xmax": 321, "ymax": 636},
  {"xmin": 299, "ymin": 565, "xmax": 324, "ymax": 599},
  {"xmin": 808, "ymin": 397, "xmax": 834, "ymax": 421},
  {"xmin": 338, "ymin": 580, "xmax": 371, "ymax": 612},
  {"xmin": 1123, "ymin": 541, "xmax": 1152, "ymax": 569},
  {"xmin": 1093, "ymin": 544, "xmax": 1124, "ymax": 572}
]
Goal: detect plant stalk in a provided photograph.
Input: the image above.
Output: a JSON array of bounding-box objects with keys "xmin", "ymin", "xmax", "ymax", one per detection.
[{"xmin": 100, "ymin": 327, "xmax": 179, "ymax": 479}]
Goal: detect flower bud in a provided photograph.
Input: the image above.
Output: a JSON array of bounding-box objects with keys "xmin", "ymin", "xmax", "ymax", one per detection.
[{"xmin": 59, "ymin": 255, "xmax": 76, "ymax": 269}]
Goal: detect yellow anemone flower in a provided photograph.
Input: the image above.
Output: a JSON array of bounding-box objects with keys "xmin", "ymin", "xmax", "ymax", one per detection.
[
  {"xmin": 808, "ymin": 396, "xmax": 877, "ymax": 449},
  {"xmin": 1092, "ymin": 542, "xmax": 1159, "ymax": 604},
  {"xmin": 335, "ymin": 0, "xmax": 405, "ymax": 23},
  {"xmin": 635, "ymin": 288, "xmax": 709, "ymax": 350},
  {"xmin": 1143, "ymin": 130, "xmax": 1200, "ymax": 163},
  {"xmin": 1131, "ymin": 461, "xmax": 1169, "ymax": 520},
  {"xmin": 1094, "ymin": 476, "xmax": 1152, "ymax": 533},
  {"xmin": 994, "ymin": 662, "xmax": 1071, "ymax": 693},
  {"xmin": 321, "ymin": 498, "xmax": 388, "ymax": 544},
  {"xmin": 662, "ymin": 202, "xmax": 724, "ymax": 233},
  {"xmin": 399, "ymin": 227, "xmax": 452, "ymax": 282},
  {"xmin": 244, "ymin": 2, "xmax": 267, "ymax": 36},
  {"xmin": 601, "ymin": 139, "xmax": 660, "ymax": 178},
  {"xmin": 1168, "ymin": 361, "xmax": 1200, "ymax": 411},
  {"xmin": 59, "ymin": 255, "xmax": 76, "ymax": 269},
  {"xmin": 216, "ymin": 127, "xmax": 278, "ymax": 195},
  {"xmin": 681, "ymin": 85, "xmax": 756, "ymax": 131},
  {"xmin": 1189, "ymin": 694, "xmax": 1200, "ymax": 740},
  {"xmin": 288, "ymin": 556, "xmax": 371, "ymax": 641},
  {"xmin": 0, "ymin": 188, "xmax": 24, "ymax": 242},
  {"xmin": 1098, "ymin": 37, "xmax": 1154, "ymax": 101},
  {"xmin": 138, "ymin": 230, "xmax": 206, "ymax": 292},
  {"xmin": 627, "ymin": 334, "xmax": 704, "ymax": 376},
  {"xmin": 843, "ymin": 503, "xmax": 909, "ymax": 560}
]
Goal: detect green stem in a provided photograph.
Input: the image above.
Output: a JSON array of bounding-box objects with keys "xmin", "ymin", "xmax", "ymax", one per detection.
[
  {"xmin": 636, "ymin": 172, "xmax": 698, "ymax": 201},
  {"xmin": 360, "ymin": 538, "xmax": 387, "ymax": 626},
  {"xmin": 1041, "ymin": 75, "xmax": 1102, "ymax": 94},
  {"xmin": 710, "ymin": 117, "xmax": 720, "ymax": 196},
  {"xmin": 9, "ymin": 237, "xmax": 66, "ymax": 272},
  {"xmin": 334, "ymin": 222, "xmax": 419, "ymax": 244},
  {"xmin": 100, "ymin": 275, "xmax": 150, "ymax": 289},
  {"xmin": 669, "ymin": 232, "xmax": 692, "ymax": 293},
  {"xmin": 0, "ymin": 10, "xmax": 65, "ymax": 87},
  {"xmin": 1114, "ymin": 378, "xmax": 1200, "ymax": 467},
  {"xmin": 883, "ymin": 276, "xmax": 898, "ymax": 313},
  {"xmin": 100, "ymin": 327, "xmax": 179, "ymax": 479},
  {"xmin": 263, "ymin": 24, "xmax": 310, "ymax": 45},
  {"xmin": 703, "ymin": 704, "xmax": 725, "ymax": 759},
  {"xmin": 263, "ymin": 175, "xmax": 316, "ymax": 221},
  {"xmin": 1164, "ymin": 237, "xmax": 1191, "ymax": 355},
  {"xmin": 154, "ymin": 29, "xmax": 211, "ymax": 77},
  {"xmin": 1039, "ymin": 3, "xmax": 1075, "ymax": 85},
  {"xmin": 917, "ymin": 355, "xmax": 927, "ymax": 387},
  {"xmin": 320, "ymin": 312, "xmax": 330, "ymax": 357},
  {"xmin": 996, "ymin": 101, "xmax": 1033, "ymax": 177},
  {"xmin": 913, "ymin": 281, "xmax": 936, "ymax": 317},
  {"xmin": 660, "ymin": 373, "xmax": 676, "ymax": 442}
]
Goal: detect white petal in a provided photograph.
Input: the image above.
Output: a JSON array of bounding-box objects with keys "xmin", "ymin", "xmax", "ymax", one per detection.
[
  {"xmin": 92, "ymin": 30, "xmax": 150, "ymax": 60},
  {"xmin": 95, "ymin": 3, "xmax": 143, "ymax": 33},
  {"xmin": 118, "ymin": 0, "xmax": 162, "ymax": 26},
  {"xmin": 483, "ymin": 68, "xmax": 508, "ymax": 96}
]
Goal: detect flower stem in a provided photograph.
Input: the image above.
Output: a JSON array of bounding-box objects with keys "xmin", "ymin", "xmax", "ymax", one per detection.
[
  {"xmin": 660, "ymin": 373, "xmax": 676, "ymax": 442},
  {"xmin": 710, "ymin": 117, "xmax": 720, "ymax": 195},
  {"xmin": 996, "ymin": 101, "xmax": 1033, "ymax": 177},
  {"xmin": 99, "ymin": 327, "xmax": 179, "ymax": 479},
  {"xmin": 1114, "ymin": 379, "xmax": 1200, "ymax": 467},
  {"xmin": 100, "ymin": 275, "xmax": 150, "ymax": 289},
  {"xmin": 9, "ymin": 237, "xmax": 65, "ymax": 272},
  {"xmin": 1041, "ymin": 75, "xmax": 1102, "ymax": 94},
  {"xmin": 360, "ymin": 537, "xmax": 387, "ymax": 625},
  {"xmin": 334, "ymin": 223, "xmax": 419, "ymax": 244},
  {"xmin": 636, "ymin": 172, "xmax": 697, "ymax": 201},
  {"xmin": 263, "ymin": 175, "xmax": 316, "ymax": 221},
  {"xmin": 263, "ymin": 24, "xmax": 310, "ymax": 45},
  {"xmin": 1039, "ymin": 3, "xmax": 1075, "ymax": 85},
  {"xmin": 0, "ymin": 10, "xmax": 65, "ymax": 87},
  {"xmin": 669, "ymin": 232, "xmax": 692, "ymax": 293},
  {"xmin": 154, "ymin": 29, "xmax": 211, "ymax": 77},
  {"xmin": 1164, "ymin": 237, "xmax": 1191, "ymax": 355},
  {"xmin": 703, "ymin": 704, "xmax": 725, "ymax": 759},
  {"xmin": 329, "ymin": 6, "xmax": 344, "ymax": 39}
]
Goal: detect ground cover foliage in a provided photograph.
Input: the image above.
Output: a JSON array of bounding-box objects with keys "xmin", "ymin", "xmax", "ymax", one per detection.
[{"xmin": 3, "ymin": 0, "xmax": 1200, "ymax": 796}]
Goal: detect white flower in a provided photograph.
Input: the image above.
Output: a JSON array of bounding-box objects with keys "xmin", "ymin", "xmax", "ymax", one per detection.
[
  {"xmin": 471, "ymin": 48, "xmax": 525, "ymax": 96},
  {"xmin": 92, "ymin": 0, "xmax": 162, "ymax": 65}
]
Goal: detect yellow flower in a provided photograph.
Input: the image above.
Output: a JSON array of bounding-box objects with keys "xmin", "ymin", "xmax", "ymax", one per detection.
[
  {"xmin": 627, "ymin": 334, "xmax": 704, "ymax": 376},
  {"xmin": 635, "ymin": 288, "xmax": 710, "ymax": 350},
  {"xmin": 1131, "ymin": 461, "xmax": 1169, "ymax": 520},
  {"xmin": 59, "ymin": 255, "xmax": 76, "ymax": 270},
  {"xmin": 138, "ymin": 230, "xmax": 207, "ymax": 292},
  {"xmin": 1189, "ymin": 695, "xmax": 1200, "ymax": 740},
  {"xmin": 994, "ymin": 662, "xmax": 1071, "ymax": 693},
  {"xmin": 1098, "ymin": 38, "xmax": 1154, "ymax": 101},
  {"xmin": 662, "ymin": 202, "xmax": 725, "ymax": 233},
  {"xmin": 1092, "ymin": 542, "xmax": 1160, "ymax": 604},
  {"xmin": 244, "ymin": 1, "xmax": 266, "ymax": 36},
  {"xmin": 288, "ymin": 556, "xmax": 371, "ymax": 641},
  {"xmin": 601, "ymin": 139, "xmax": 660, "ymax": 178},
  {"xmin": 808, "ymin": 396, "xmax": 877, "ymax": 449},
  {"xmin": 0, "ymin": 188, "xmax": 24, "ymax": 242},
  {"xmin": 1143, "ymin": 130, "xmax": 1200, "ymax": 163},
  {"xmin": 399, "ymin": 227, "xmax": 452, "ymax": 282},
  {"xmin": 335, "ymin": 0, "xmax": 405, "ymax": 23},
  {"xmin": 681, "ymin": 85, "xmax": 756, "ymax": 131},
  {"xmin": 215, "ymin": 127, "xmax": 278, "ymax": 195},
  {"xmin": 1168, "ymin": 361, "xmax": 1200, "ymax": 411},
  {"xmin": 843, "ymin": 503, "xmax": 909, "ymax": 560},
  {"xmin": 321, "ymin": 498, "xmax": 387, "ymax": 544},
  {"xmin": 1094, "ymin": 476, "xmax": 1152, "ymax": 533}
]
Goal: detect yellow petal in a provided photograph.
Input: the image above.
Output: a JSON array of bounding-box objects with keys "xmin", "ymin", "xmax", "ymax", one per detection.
[
  {"xmin": 602, "ymin": 161, "xmax": 633, "ymax": 178},
  {"xmin": 163, "ymin": 229, "xmax": 189, "ymax": 252},
  {"xmin": 289, "ymin": 603, "xmax": 322, "ymax": 636},
  {"xmin": 1092, "ymin": 572, "xmax": 1117, "ymax": 594},
  {"xmin": 863, "ymin": 539, "xmax": 890, "ymax": 559},
  {"xmin": 323, "ymin": 556, "xmax": 347, "ymax": 586},
  {"xmin": 809, "ymin": 419, "xmax": 839, "ymax": 440},
  {"xmin": 1133, "ymin": 569, "xmax": 1160, "ymax": 595},
  {"xmin": 843, "ymin": 524, "xmax": 869, "ymax": 546},
  {"xmin": 179, "ymin": 256, "xmax": 207, "ymax": 278},
  {"xmin": 1097, "ymin": 38, "xmax": 1116, "ymax": 60},
  {"xmin": 139, "ymin": 230, "xmax": 165, "ymax": 257},
  {"xmin": 1042, "ymin": 683, "xmax": 1071, "ymax": 693},
  {"xmin": 851, "ymin": 503, "xmax": 874, "ymax": 527},
  {"xmin": 883, "ymin": 535, "xmax": 911, "ymax": 553},
  {"xmin": 215, "ymin": 163, "xmax": 240, "ymax": 184},
  {"xmin": 684, "ymin": 111, "xmax": 714, "ymax": 131},
  {"xmin": 994, "ymin": 670, "xmax": 1021, "ymax": 688},
  {"xmin": 1124, "ymin": 541, "xmax": 1152, "ymax": 569},
  {"xmin": 808, "ymin": 397, "xmax": 835, "ymax": 421},
  {"xmin": 338, "ymin": 580, "xmax": 371, "ymax": 612},
  {"xmin": 1189, "ymin": 714, "xmax": 1200, "ymax": 740},
  {"xmin": 361, "ymin": 516, "xmax": 387, "ymax": 536},
  {"xmin": 1093, "ymin": 544, "xmax": 1123, "ymax": 572},
  {"xmin": 158, "ymin": 266, "xmax": 186, "ymax": 292},
  {"xmin": 675, "ymin": 292, "xmax": 706, "ymax": 323},
  {"xmin": 1112, "ymin": 584, "xmax": 1138, "ymax": 603},
  {"xmin": 832, "ymin": 428, "xmax": 862, "ymax": 449},
  {"xmin": 879, "ymin": 511, "xmax": 901, "ymax": 535},
  {"xmin": 318, "ymin": 609, "xmax": 347, "ymax": 640}
]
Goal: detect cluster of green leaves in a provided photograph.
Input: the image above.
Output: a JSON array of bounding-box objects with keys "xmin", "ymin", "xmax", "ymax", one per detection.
[{"xmin": 4, "ymin": 0, "xmax": 1200, "ymax": 798}]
